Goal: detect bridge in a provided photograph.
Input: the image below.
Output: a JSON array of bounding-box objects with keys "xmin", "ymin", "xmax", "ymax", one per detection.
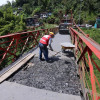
[{"xmin": 0, "ymin": 13, "xmax": 100, "ymax": 100}]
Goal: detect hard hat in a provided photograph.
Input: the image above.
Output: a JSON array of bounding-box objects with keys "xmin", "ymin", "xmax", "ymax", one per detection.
[{"xmin": 49, "ymin": 32, "xmax": 54, "ymax": 35}]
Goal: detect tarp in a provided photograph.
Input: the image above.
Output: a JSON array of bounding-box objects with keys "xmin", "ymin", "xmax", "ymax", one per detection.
[{"xmin": 94, "ymin": 18, "xmax": 100, "ymax": 28}]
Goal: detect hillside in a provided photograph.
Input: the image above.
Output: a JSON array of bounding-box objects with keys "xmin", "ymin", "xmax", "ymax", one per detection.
[
  {"xmin": 14, "ymin": 0, "xmax": 100, "ymax": 23},
  {"xmin": 0, "ymin": 0, "xmax": 100, "ymax": 35}
]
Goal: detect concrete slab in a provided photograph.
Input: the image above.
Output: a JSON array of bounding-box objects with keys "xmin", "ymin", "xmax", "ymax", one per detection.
[
  {"xmin": 60, "ymin": 42, "xmax": 75, "ymax": 48},
  {"xmin": 0, "ymin": 81, "xmax": 81, "ymax": 100}
]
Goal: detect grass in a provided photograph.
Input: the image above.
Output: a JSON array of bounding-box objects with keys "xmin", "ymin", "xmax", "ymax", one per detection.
[
  {"xmin": 36, "ymin": 23, "xmax": 58, "ymax": 32},
  {"xmin": 81, "ymin": 28, "xmax": 100, "ymax": 44},
  {"xmin": 80, "ymin": 27, "xmax": 100, "ymax": 96},
  {"xmin": 43, "ymin": 23, "xmax": 58, "ymax": 29}
]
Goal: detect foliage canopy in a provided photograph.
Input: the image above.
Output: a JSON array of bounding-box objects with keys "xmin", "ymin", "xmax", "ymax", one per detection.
[{"xmin": 0, "ymin": 0, "xmax": 100, "ymax": 35}]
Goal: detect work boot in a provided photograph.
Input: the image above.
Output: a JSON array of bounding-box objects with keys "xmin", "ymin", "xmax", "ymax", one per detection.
[
  {"xmin": 45, "ymin": 58, "xmax": 51, "ymax": 63},
  {"xmin": 39, "ymin": 58, "xmax": 45, "ymax": 61}
]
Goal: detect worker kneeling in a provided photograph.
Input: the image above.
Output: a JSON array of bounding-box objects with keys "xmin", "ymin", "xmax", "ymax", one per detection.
[{"xmin": 39, "ymin": 32, "xmax": 54, "ymax": 61}]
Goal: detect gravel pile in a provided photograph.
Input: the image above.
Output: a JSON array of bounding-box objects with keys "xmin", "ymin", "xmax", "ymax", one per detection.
[{"xmin": 8, "ymin": 56, "xmax": 81, "ymax": 96}]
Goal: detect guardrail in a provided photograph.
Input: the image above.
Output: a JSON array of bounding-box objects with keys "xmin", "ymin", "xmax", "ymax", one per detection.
[
  {"xmin": 0, "ymin": 27, "xmax": 58, "ymax": 69},
  {"xmin": 69, "ymin": 26, "xmax": 100, "ymax": 100}
]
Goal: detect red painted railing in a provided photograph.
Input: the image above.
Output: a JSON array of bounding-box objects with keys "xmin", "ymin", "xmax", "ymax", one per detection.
[
  {"xmin": 69, "ymin": 26, "xmax": 100, "ymax": 100},
  {"xmin": 69, "ymin": 10, "xmax": 100, "ymax": 99},
  {"xmin": 0, "ymin": 27, "xmax": 58, "ymax": 69}
]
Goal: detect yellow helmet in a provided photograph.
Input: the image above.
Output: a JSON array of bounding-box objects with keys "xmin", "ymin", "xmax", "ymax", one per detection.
[{"xmin": 49, "ymin": 32, "xmax": 54, "ymax": 36}]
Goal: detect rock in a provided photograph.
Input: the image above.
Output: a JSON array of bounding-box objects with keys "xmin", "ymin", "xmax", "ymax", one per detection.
[{"xmin": 8, "ymin": 57, "xmax": 81, "ymax": 96}]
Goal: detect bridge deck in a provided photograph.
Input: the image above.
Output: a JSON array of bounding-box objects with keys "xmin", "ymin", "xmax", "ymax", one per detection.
[
  {"xmin": 0, "ymin": 32, "xmax": 82, "ymax": 100},
  {"xmin": 0, "ymin": 81, "xmax": 81, "ymax": 100}
]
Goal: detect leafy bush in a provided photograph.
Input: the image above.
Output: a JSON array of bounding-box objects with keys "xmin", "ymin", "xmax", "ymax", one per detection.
[
  {"xmin": 0, "ymin": 10, "xmax": 3, "ymax": 17},
  {"xmin": 54, "ymin": 18, "xmax": 60, "ymax": 24},
  {"xmin": 52, "ymin": 9, "xmax": 59, "ymax": 17},
  {"xmin": 32, "ymin": 7, "xmax": 41, "ymax": 16},
  {"xmin": 0, "ymin": 8, "xmax": 26, "ymax": 35},
  {"xmin": 46, "ymin": 15, "xmax": 55, "ymax": 24}
]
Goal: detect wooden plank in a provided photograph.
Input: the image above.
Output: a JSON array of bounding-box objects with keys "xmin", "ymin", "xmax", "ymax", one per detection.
[
  {"xmin": 0, "ymin": 53, "xmax": 35, "ymax": 83},
  {"xmin": 62, "ymin": 46, "xmax": 75, "ymax": 50}
]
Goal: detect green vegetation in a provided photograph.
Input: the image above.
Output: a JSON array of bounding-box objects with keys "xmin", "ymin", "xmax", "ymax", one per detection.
[
  {"xmin": 82, "ymin": 28, "xmax": 100, "ymax": 44},
  {"xmin": 0, "ymin": 0, "xmax": 100, "ymax": 35},
  {"xmin": 0, "ymin": 6, "xmax": 26, "ymax": 35},
  {"xmin": 80, "ymin": 28, "xmax": 100, "ymax": 95},
  {"xmin": 44, "ymin": 23, "xmax": 57, "ymax": 29}
]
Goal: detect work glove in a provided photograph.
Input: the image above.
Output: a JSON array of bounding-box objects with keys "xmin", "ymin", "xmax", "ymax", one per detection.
[
  {"xmin": 50, "ymin": 48, "xmax": 53, "ymax": 51},
  {"xmin": 48, "ymin": 47, "xmax": 53, "ymax": 51}
]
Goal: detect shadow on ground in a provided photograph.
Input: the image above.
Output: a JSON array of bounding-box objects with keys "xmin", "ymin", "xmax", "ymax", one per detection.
[{"xmin": 64, "ymin": 51, "xmax": 75, "ymax": 57}]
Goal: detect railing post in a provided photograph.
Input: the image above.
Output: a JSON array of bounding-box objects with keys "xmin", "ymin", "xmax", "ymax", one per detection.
[
  {"xmin": 0, "ymin": 38, "xmax": 15, "ymax": 65},
  {"xmin": 14, "ymin": 34, "xmax": 20, "ymax": 55},
  {"xmin": 77, "ymin": 46, "xmax": 88, "ymax": 64},
  {"xmin": 75, "ymin": 34, "xmax": 78, "ymax": 56},
  {"xmin": 87, "ymin": 48, "xmax": 97, "ymax": 100}
]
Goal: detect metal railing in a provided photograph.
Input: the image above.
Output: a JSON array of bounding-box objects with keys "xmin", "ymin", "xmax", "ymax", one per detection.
[
  {"xmin": 68, "ymin": 10, "xmax": 100, "ymax": 99},
  {"xmin": 69, "ymin": 26, "xmax": 100, "ymax": 100},
  {"xmin": 0, "ymin": 27, "xmax": 58, "ymax": 69}
]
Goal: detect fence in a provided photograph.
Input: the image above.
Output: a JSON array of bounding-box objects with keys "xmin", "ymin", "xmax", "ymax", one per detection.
[
  {"xmin": 0, "ymin": 27, "xmax": 58, "ymax": 69},
  {"xmin": 70, "ymin": 26, "xmax": 100, "ymax": 100}
]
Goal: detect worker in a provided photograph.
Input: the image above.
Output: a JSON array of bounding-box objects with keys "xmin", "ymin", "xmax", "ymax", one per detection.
[{"xmin": 39, "ymin": 32, "xmax": 54, "ymax": 61}]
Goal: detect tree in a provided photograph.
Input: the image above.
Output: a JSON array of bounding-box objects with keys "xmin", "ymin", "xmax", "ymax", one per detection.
[{"xmin": 0, "ymin": 7, "xmax": 26, "ymax": 35}]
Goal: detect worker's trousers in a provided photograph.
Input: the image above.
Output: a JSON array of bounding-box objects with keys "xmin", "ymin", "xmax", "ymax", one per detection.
[{"xmin": 39, "ymin": 43, "xmax": 48, "ymax": 61}]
